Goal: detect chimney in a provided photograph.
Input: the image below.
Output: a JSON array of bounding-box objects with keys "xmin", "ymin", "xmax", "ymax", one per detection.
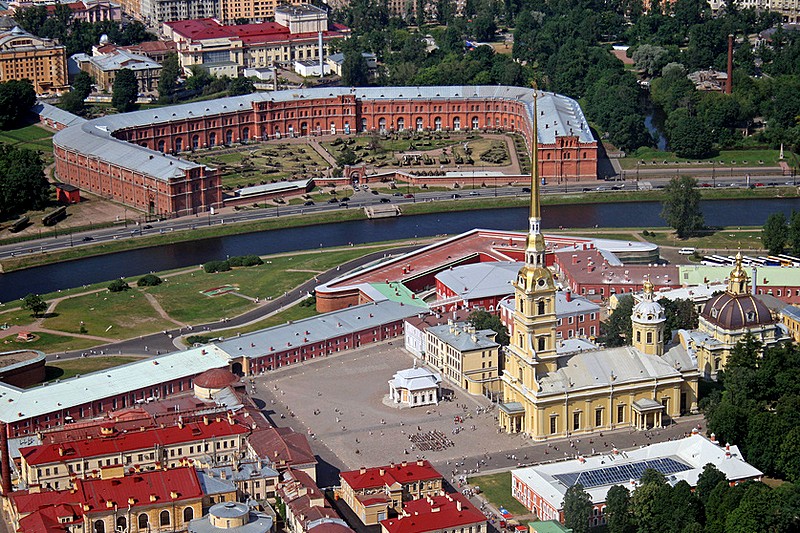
[
  {"xmin": 379, "ymin": 468, "xmax": 385, "ymax": 476},
  {"xmin": 0, "ymin": 422, "xmax": 11, "ymax": 496},
  {"xmin": 565, "ymin": 289, "xmax": 572, "ymax": 302},
  {"xmin": 726, "ymin": 34, "xmax": 733, "ymax": 94},
  {"xmin": 416, "ymin": 459, "xmax": 424, "ymax": 466},
  {"xmin": 456, "ymin": 499, "xmax": 462, "ymax": 511},
  {"xmin": 359, "ymin": 467, "xmax": 366, "ymax": 474}
]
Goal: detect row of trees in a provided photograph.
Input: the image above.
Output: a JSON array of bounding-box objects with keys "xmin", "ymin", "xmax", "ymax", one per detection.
[
  {"xmin": 0, "ymin": 144, "xmax": 49, "ymax": 220},
  {"xmin": 563, "ymin": 464, "xmax": 800, "ymax": 533},
  {"xmin": 762, "ymin": 211, "xmax": 800, "ymax": 255}
]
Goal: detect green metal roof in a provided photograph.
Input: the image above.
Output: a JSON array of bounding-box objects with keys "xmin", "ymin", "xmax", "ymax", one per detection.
[
  {"xmin": 369, "ymin": 283, "xmax": 428, "ymax": 308},
  {"xmin": 678, "ymin": 265, "xmax": 800, "ymax": 287},
  {"xmin": 529, "ymin": 521, "xmax": 572, "ymax": 533}
]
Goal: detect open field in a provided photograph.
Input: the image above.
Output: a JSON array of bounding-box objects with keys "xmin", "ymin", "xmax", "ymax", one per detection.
[
  {"xmin": 468, "ymin": 472, "xmax": 530, "ymax": 517},
  {"xmin": 203, "ymin": 299, "xmax": 319, "ymax": 339},
  {"xmin": 619, "ymin": 148, "xmax": 796, "ymax": 169},
  {"xmin": 0, "ymin": 124, "xmax": 54, "ymax": 156},
  {"xmin": 43, "ymin": 355, "xmax": 145, "ymax": 382},
  {"xmin": 638, "ymin": 228, "xmax": 764, "ymax": 249},
  {"xmin": 1, "ymin": 331, "xmax": 103, "ymax": 354}
]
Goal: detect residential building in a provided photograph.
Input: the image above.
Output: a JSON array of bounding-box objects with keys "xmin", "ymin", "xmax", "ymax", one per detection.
[
  {"xmin": 326, "ymin": 51, "xmax": 376, "ymax": 76},
  {"xmin": 425, "ymin": 322, "xmax": 501, "ymax": 397},
  {"xmin": 200, "ymin": 462, "xmax": 280, "ymax": 502},
  {"xmin": 280, "ymin": 468, "xmax": 353, "ymax": 533},
  {"xmin": 121, "ymin": 40, "xmax": 178, "ymax": 63},
  {"xmin": 709, "ymin": 0, "xmax": 800, "ymax": 24},
  {"xmin": 780, "ymin": 305, "xmax": 800, "ymax": 342},
  {"xmin": 0, "ymin": 26, "xmax": 68, "ymax": 94},
  {"xmin": 245, "ymin": 426, "xmax": 317, "ymax": 480},
  {"xmin": 72, "ymin": 47, "xmax": 162, "ymax": 93},
  {"xmin": 7, "ymin": 466, "xmax": 204, "ymax": 533},
  {"xmin": 511, "ymin": 433, "xmax": 762, "ymax": 527},
  {"xmin": 338, "ymin": 460, "xmax": 443, "ymax": 525},
  {"xmin": 387, "ymin": 366, "xmax": 442, "ymax": 408},
  {"xmin": 47, "ymin": 0, "xmax": 122, "ymax": 22},
  {"xmin": 140, "ymin": 0, "xmax": 220, "ymax": 26},
  {"xmin": 380, "ymin": 493, "xmax": 486, "ymax": 533},
  {"xmin": 219, "ymin": 0, "xmax": 310, "ymax": 25},
  {"xmin": 403, "ymin": 310, "xmax": 470, "ymax": 361}
]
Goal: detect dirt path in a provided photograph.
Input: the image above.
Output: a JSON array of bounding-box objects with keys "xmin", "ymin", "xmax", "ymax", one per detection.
[{"xmin": 142, "ymin": 292, "xmax": 186, "ymax": 327}]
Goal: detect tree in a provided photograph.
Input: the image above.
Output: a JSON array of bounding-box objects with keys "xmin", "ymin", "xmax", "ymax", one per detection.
[
  {"xmin": 658, "ymin": 298, "xmax": 698, "ymax": 340},
  {"xmin": 471, "ymin": 12, "xmax": 497, "ymax": 42},
  {"xmin": 790, "ymin": 211, "xmax": 800, "ymax": 256},
  {"xmin": 631, "ymin": 470, "xmax": 672, "ymax": 533},
  {"xmin": 228, "ymin": 77, "xmax": 255, "ymax": 96},
  {"xmin": 0, "ymin": 145, "xmax": 50, "ymax": 216},
  {"xmin": 0, "ymin": 80, "xmax": 36, "ymax": 129},
  {"xmin": 22, "ymin": 294, "xmax": 47, "ymax": 317},
  {"xmin": 599, "ymin": 294, "xmax": 634, "ymax": 347},
  {"xmin": 108, "ymin": 279, "xmax": 130, "ymax": 292},
  {"xmin": 137, "ymin": 274, "xmax": 162, "ymax": 287},
  {"xmin": 562, "ymin": 483, "xmax": 592, "ymax": 533},
  {"xmin": 605, "ymin": 485, "xmax": 633, "ymax": 533},
  {"xmin": 61, "ymin": 71, "xmax": 93, "ymax": 114},
  {"xmin": 666, "ymin": 108, "xmax": 714, "ymax": 158},
  {"xmin": 341, "ymin": 49, "xmax": 369, "ymax": 86},
  {"xmin": 695, "ymin": 463, "xmax": 728, "ymax": 505},
  {"xmin": 336, "ymin": 145, "xmax": 358, "ymax": 167},
  {"xmin": 112, "ymin": 68, "xmax": 138, "ymax": 112},
  {"xmin": 661, "ymin": 175, "xmax": 704, "ymax": 238},
  {"xmin": 468, "ymin": 310, "xmax": 509, "ymax": 346},
  {"xmin": 631, "ymin": 44, "xmax": 668, "ymax": 77},
  {"xmin": 157, "ymin": 53, "xmax": 180, "ymax": 103},
  {"xmin": 762, "ymin": 212, "xmax": 788, "ymax": 255}
]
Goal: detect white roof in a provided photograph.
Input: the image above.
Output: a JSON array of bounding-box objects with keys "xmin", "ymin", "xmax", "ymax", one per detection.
[
  {"xmin": 389, "ymin": 367, "xmax": 441, "ymax": 391},
  {"xmin": 0, "ymin": 346, "xmax": 231, "ymax": 423},
  {"xmin": 435, "ymin": 261, "xmax": 519, "ymax": 300},
  {"xmin": 513, "ymin": 433, "xmax": 762, "ymax": 511}
]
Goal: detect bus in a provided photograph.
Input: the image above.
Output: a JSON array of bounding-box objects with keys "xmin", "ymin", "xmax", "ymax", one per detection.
[
  {"xmin": 777, "ymin": 254, "xmax": 800, "ymax": 267},
  {"xmin": 42, "ymin": 206, "xmax": 67, "ymax": 226},
  {"xmin": 766, "ymin": 255, "xmax": 792, "ymax": 267},
  {"xmin": 8, "ymin": 216, "xmax": 29, "ymax": 233}
]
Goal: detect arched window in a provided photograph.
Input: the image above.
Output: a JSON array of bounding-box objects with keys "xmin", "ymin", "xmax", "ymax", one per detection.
[
  {"xmin": 472, "ymin": 117, "xmax": 479, "ymax": 129},
  {"xmin": 191, "ymin": 135, "xmax": 199, "ymax": 150},
  {"xmin": 537, "ymin": 301, "xmax": 545, "ymax": 315},
  {"xmin": 160, "ymin": 510, "xmax": 171, "ymax": 526},
  {"xmin": 242, "ymin": 127, "xmax": 249, "ymax": 142},
  {"xmin": 174, "ymin": 137, "xmax": 183, "ymax": 152},
  {"xmin": 538, "ymin": 337, "xmax": 546, "ymax": 351},
  {"xmin": 93, "ymin": 520, "xmax": 105, "ymax": 533},
  {"xmin": 416, "ymin": 117, "xmax": 424, "ymax": 131},
  {"xmin": 157, "ymin": 140, "xmax": 165, "ymax": 153},
  {"xmin": 209, "ymin": 132, "xmax": 216, "ymax": 147},
  {"xmin": 116, "ymin": 516, "xmax": 126, "ymax": 530},
  {"xmin": 453, "ymin": 117, "xmax": 461, "ymax": 130},
  {"xmin": 397, "ymin": 118, "xmax": 405, "ymax": 131},
  {"xmin": 183, "ymin": 507, "xmax": 194, "ymax": 523},
  {"xmin": 138, "ymin": 514, "xmax": 149, "ymax": 529},
  {"xmin": 330, "ymin": 123, "xmax": 336, "ymax": 135},
  {"xmin": 378, "ymin": 117, "xmax": 386, "ymax": 133},
  {"xmin": 434, "ymin": 117, "xmax": 442, "ymax": 131},
  {"xmin": 646, "ymin": 331, "xmax": 653, "ymax": 344},
  {"xmin": 361, "ymin": 118, "xmax": 367, "ymax": 131},
  {"xmin": 225, "ymin": 129, "xmax": 233, "ymax": 144}
]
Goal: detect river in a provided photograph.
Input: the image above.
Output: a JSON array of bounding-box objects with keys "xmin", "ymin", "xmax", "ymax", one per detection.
[{"xmin": 1, "ymin": 198, "xmax": 798, "ymax": 302}]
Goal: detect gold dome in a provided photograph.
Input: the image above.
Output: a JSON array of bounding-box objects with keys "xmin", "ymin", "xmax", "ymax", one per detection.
[{"xmin": 516, "ymin": 264, "xmax": 555, "ymax": 292}]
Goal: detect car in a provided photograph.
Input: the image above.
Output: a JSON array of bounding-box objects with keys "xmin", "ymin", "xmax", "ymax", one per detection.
[
  {"xmin": 404, "ymin": 193, "xmax": 414, "ymax": 198},
  {"xmin": 729, "ymin": 183, "xmax": 739, "ymax": 187},
  {"xmin": 339, "ymin": 202, "xmax": 349, "ymax": 207},
  {"xmin": 82, "ymin": 236, "xmax": 94, "ymax": 242},
  {"xmin": 143, "ymin": 224, "xmax": 153, "ymax": 229},
  {"xmin": 340, "ymin": 196, "xmax": 350, "ymax": 202},
  {"xmin": 755, "ymin": 182, "xmax": 765, "ymax": 187},
  {"xmin": 522, "ymin": 187, "xmax": 531, "ymax": 193},
  {"xmin": 611, "ymin": 185, "xmax": 623, "ymax": 190},
  {"xmin": 393, "ymin": 192, "xmax": 403, "ymax": 197},
  {"xmin": 328, "ymin": 198, "xmax": 339, "ymax": 203},
  {"xmin": 452, "ymin": 193, "xmax": 461, "ymax": 199},
  {"xmin": 469, "ymin": 191, "xmax": 479, "ymax": 196},
  {"xmin": 678, "ymin": 247, "xmax": 696, "ymax": 255},
  {"xmin": 304, "ymin": 200, "xmax": 315, "ymax": 206},
  {"xmin": 596, "ymin": 186, "xmax": 608, "ymax": 191},
  {"xmin": 582, "ymin": 187, "xmax": 591, "ymax": 192},
  {"xmin": 379, "ymin": 197, "xmax": 391, "ymax": 203},
  {"xmin": 700, "ymin": 183, "xmax": 712, "ymax": 187},
  {"xmin": 371, "ymin": 190, "xmax": 379, "ymax": 195}
]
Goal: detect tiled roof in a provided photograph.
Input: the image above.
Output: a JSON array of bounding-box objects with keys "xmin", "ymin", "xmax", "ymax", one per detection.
[
  {"xmin": 381, "ymin": 493, "xmax": 485, "ymax": 533},
  {"xmin": 77, "ymin": 467, "xmax": 203, "ymax": 512},
  {"xmin": 340, "ymin": 460, "xmax": 441, "ymax": 491},
  {"xmin": 247, "ymin": 426, "xmax": 316, "ymax": 467}
]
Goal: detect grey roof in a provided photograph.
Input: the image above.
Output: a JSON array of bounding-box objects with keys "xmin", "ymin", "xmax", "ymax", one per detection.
[
  {"xmin": 215, "ymin": 300, "xmax": 420, "ymax": 359},
  {"xmin": 53, "ymin": 86, "xmax": 592, "ymax": 183},
  {"xmin": 80, "ymin": 49, "xmax": 161, "ymax": 73},
  {"xmin": 435, "ymin": 261, "xmax": 518, "ymax": 300},
  {"xmin": 197, "ymin": 469, "xmax": 237, "ymax": 495},
  {"xmin": 203, "ymin": 462, "xmax": 279, "ymax": 484},
  {"xmin": 782, "ymin": 305, "xmax": 800, "ymax": 321},
  {"xmin": 556, "ymin": 338, "xmax": 598, "ymax": 355},
  {"xmin": 33, "ymin": 102, "xmax": 87, "ymax": 128},
  {"xmin": 189, "ymin": 501, "xmax": 273, "ymax": 533},
  {"xmin": 556, "ymin": 291, "xmax": 600, "ymax": 316},
  {"xmin": 390, "ymin": 367, "xmax": 441, "ymax": 391},
  {"xmin": 236, "ymin": 178, "xmax": 312, "ymax": 198},
  {"xmin": 426, "ymin": 323, "xmax": 499, "ymax": 352}
]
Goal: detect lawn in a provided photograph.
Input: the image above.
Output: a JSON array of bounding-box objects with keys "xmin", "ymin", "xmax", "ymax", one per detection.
[
  {"xmin": 43, "ymin": 290, "xmax": 175, "ymax": 339},
  {"xmin": 469, "ymin": 471, "xmax": 530, "ymax": 517},
  {"xmin": 0, "ymin": 124, "xmax": 54, "ymax": 155},
  {"xmin": 43, "ymin": 355, "xmax": 145, "ymax": 382},
  {"xmin": 1, "ymin": 331, "xmax": 103, "ymax": 355},
  {"xmin": 619, "ymin": 148, "xmax": 794, "ymax": 169},
  {"xmin": 211, "ymin": 300, "xmax": 320, "ymax": 338},
  {"xmin": 639, "ymin": 228, "xmax": 764, "ymax": 249},
  {"xmin": 0, "ymin": 307, "xmax": 38, "ymax": 329}
]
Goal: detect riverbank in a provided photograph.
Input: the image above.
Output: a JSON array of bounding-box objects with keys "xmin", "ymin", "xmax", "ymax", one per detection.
[{"xmin": 1, "ymin": 186, "xmax": 796, "ymax": 273}]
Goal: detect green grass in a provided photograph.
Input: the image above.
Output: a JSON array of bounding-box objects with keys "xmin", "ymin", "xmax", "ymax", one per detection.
[
  {"xmin": 638, "ymin": 228, "xmax": 764, "ymax": 249},
  {"xmin": 43, "ymin": 355, "xmax": 145, "ymax": 382},
  {"xmin": 2, "ymin": 331, "xmax": 103, "ymax": 355},
  {"xmin": 619, "ymin": 148, "xmax": 795, "ymax": 169},
  {"xmin": 212, "ymin": 301, "xmax": 320, "ymax": 337},
  {"xmin": 43, "ymin": 290, "xmax": 175, "ymax": 339},
  {"xmin": 0, "ymin": 307, "xmax": 38, "ymax": 328},
  {"xmin": 0, "ymin": 124, "xmax": 54, "ymax": 157},
  {"xmin": 469, "ymin": 472, "xmax": 530, "ymax": 516}
]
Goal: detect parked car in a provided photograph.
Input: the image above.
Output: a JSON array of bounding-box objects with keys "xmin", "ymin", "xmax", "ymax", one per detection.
[
  {"xmin": 393, "ymin": 192, "xmax": 403, "ymax": 197},
  {"xmin": 371, "ymin": 190, "xmax": 379, "ymax": 195},
  {"xmin": 522, "ymin": 187, "xmax": 531, "ymax": 193},
  {"xmin": 82, "ymin": 236, "xmax": 94, "ymax": 242},
  {"xmin": 469, "ymin": 191, "xmax": 479, "ymax": 196},
  {"xmin": 452, "ymin": 193, "xmax": 461, "ymax": 198},
  {"xmin": 404, "ymin": 194, "xmax": 414, "ymax": 198},
  {"xmin": 304, "ymin": 200, "xmax": 315, "ymax": 206},
  {"xmin": 328, "ymin": 198, "xmax": 339, "ymax": 203}
]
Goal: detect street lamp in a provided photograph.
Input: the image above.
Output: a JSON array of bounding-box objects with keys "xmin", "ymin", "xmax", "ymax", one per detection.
[{"xmin": 712, "ymin": 160, "xmax": 716, "ymax": 188}]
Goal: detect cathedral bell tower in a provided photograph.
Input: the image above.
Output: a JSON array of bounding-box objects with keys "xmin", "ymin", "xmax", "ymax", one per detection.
[{"xmin": 631, "ymin": 278, "xmax": 666, "ymax": 356}]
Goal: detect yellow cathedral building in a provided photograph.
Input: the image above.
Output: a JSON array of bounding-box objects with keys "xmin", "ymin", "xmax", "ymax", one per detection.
[{"xmin": 498, "ymin": 90, "xmax": 700, "ymax": 440}]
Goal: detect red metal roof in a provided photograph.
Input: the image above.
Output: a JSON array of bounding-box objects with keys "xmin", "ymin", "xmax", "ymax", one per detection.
[
  {"xmin": 247, "ymin": 426, "xmax": 316, "ymax": 467},
  {"xmin": 194, "ymin": 367, "xmax": 238, "ymax": 389},
  {"xmin": 164, "ymin": 18, "xmax": 349, "ymax": 45},
  {"xmin": 340, "ymin": 460, "xmax": 441, "ymax": 491},
  {"xmin": 381, "ymin": 494, "xmax": 485, "ymax": 533},
  {"xmin": 77, "ymin": 467, "xmax": 202, "ymax": 513},
  {"xmin": 21, "ymin": 419, "xmax": 249, "ymax": 466}
]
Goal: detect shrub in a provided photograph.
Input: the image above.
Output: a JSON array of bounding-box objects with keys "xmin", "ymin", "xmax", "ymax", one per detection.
[
  {"xmin": 137, "ymin": 274, "xmax": 163, "ymax": 287},
  {"xmin": 204, "ymin": 260, "xmax": 231, "ymax": 273},
  {"xmin": 108, "ymin": 279, "xmax": 130, "ymax": 292},
  {"xmin": 187, "ymin": 335, "xmax": 214, "ymax": 345}
]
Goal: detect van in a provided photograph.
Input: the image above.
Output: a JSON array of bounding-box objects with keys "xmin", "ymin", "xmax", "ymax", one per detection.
[{"xmin": 678, "ymin": 247, "xmax": 696, "ymax": 255}]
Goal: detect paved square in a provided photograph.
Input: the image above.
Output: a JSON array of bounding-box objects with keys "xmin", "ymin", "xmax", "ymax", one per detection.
[{"xmin": 256, "ymin": 342, "xmax": 527, "ymax": 471}]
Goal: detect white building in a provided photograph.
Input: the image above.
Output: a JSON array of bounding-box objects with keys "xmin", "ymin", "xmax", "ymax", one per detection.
[
  {"xmin": 511, "ymin": 432, "xmax": 762, "ymax": 526},
  {"xmin": 387, "ymin": 366, "xmax": 441, "ymax": 407}
]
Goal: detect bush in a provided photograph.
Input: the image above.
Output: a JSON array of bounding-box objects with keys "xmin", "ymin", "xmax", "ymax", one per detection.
[
  {"xmin": 227, "ymin": 255, "xmax": 263, "ymax": 267},
  {"xmin": 187, "ymin": 335, "xmax": 214, "ymax": 345},
  {"xmin": 108, "ymin": 279, "xmax": 130, "ymax": 292},
  {"xmin": 300, "ymin": 295, "xmax": 316, "ymax": 307},
  {"xmin": 137, "ymin": 274, "xmax": 163, "ymax": 287},
  {"xmin": 204, "ymin": 260, "xmax": 231, "ymax": 273}
]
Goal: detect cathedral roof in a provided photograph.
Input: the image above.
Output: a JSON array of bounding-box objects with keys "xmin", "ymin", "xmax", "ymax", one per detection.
[{"xmin": 700, "ymin": 292, "xmax": 774, "ymax": 330}]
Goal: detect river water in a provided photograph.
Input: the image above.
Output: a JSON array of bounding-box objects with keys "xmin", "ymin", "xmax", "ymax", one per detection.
[{"xmin": 1, "ymin": 198, "xmax": 798, "ymax": 302}]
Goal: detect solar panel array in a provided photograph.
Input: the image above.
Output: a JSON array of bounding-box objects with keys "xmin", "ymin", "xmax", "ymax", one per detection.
[{"xmin": 552, "ymin": 457, "xmax": 693, "ymax": 489}]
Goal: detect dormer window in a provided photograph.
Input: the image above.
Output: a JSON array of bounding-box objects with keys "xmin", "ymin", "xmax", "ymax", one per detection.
[
  {"xmin": 711, "ymin": 308, "xmax": 718, "ymax": 318},
  {"xmin": 746, "ymin": 311, "xmax": 755, "ymax": 322}
]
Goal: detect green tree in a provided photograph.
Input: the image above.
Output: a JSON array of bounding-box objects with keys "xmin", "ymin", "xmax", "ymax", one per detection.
[
  {"xmin": 0, "ymin": 80, "xmax": 36, "ymax": 129},
  {"xmin": 695, "ymin": 463, "xmax": 727, "ymax": 505},
  {"xmin": 661, "ymin": 175, "xmax": 704, "ymax": 238},
  {"xmin": 562, "ymin": 483, "xmax": 592, "ymax": 533},
  {"xmin": 632, "ymin": 470, "xmax": 671, "ymax": 533},
  {"xmin": 631, "ymin": 44, "xmax": 668, "ymax": 77},
  {"xmin": 599, "ymin": 294, "xmax": 634, "ymax": 347},
  {"xmin": 336, "ymin": 145, "xmax": 358, "ymax": 167},
  {"xmin": 341, "ymin": 49, "xmax": 369, "ymax": 86},
  {"xmin": 22, "ymin": 293, "xmax": 47, "ymax": 317},
  {"xmin": 605, "ymin": 485, "xmax": 633, "ymax": 533},
  {"xmin": 72, "ymin": 71, "xmax": 93, "ymax": 99},
  {"xmin": 468, "ymin": 310, "xmax": 509, "ymax": 346},
  {"xmin": 111, "ymin": 68, "xmax": 138, "ymax": 112},
  {"xmin": 0, "ymin": 145, "xmax": 49, "ymax": 216},
  {"xmin": 471, "ymin": 12, "xmax": 497, "ymax": 42},
  {"xmin": 60, "ymin": 71, "xmax": 93, "ymax": 114},
  {"xmin": 790, "ymin": 211, "xmax": 800, "ymax": 256},
  {"xmin": 658, "ymin": 298, "xmax": 698, "ymax": 340},
  {"xmin": 137, "ymin": 274, "xmax": 163, "ymax": 287},
  {"xmin": 157, "ymin": 53, "xmax": 180, "ymax": 103},
  {"xmin": 666, "ymin": 108, "xmax": 713, "ymax": 158},
  {"xmin": 228, "ymin": 77, "xmax": 255, "ymax": 96},
  {"xmin": 762, "ymin": 212, "xmax": 788, "ymax": 255},
  {"xmin": 108, "ymin": 279, "xmax": 130, "ymax": 292}
]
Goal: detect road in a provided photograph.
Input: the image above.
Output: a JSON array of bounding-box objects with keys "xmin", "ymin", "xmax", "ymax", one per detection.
[{"xmin": 0, "ymin": 175, "xmax": 793, "ymax": 261}]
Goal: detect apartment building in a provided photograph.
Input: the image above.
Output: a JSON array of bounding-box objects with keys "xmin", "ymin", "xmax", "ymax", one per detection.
[{"xmin": 0, "ymin": 26, "xmax": 67, "ymax": 94}]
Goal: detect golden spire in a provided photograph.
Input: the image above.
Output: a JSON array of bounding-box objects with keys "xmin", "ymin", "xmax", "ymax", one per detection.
[
  {"xmin": 728, "ymin": 249, "xmax": 749, "ymax": 295},
  {"xmin": 642, "ymin": 276, "xmax": 654, "ymax": 300},
  {"xmin": 525, "ymin": 83, "xmax": 546, "ymax": 265}
]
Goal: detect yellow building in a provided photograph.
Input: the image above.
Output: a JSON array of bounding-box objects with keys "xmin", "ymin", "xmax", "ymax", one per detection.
[
  {"xmin": 0, "ymin": 26, "xmax": 67, "ymax": 94},
  {"xmin": 680, "ymin": 253, "xmax": 786, "ymax": 378},
  {"xmin": 220, "ymin": 0, "xmax": 309, "ymax": 24},
  {"xmin": 425, "ymin": 321, "xmax": 501, "ymax": 397},
  {"xmin": 498, "ymin": 90, "xmax": 699, "ymax": 440},
  {"xmin": 781, "ymin": 305, "xmax": 800, "ymax": 342}
]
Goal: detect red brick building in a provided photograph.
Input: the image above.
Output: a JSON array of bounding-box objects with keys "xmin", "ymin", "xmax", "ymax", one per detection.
[{"xmin": 52, "ymin": 87, "xmax": 596, "ymax": 218}]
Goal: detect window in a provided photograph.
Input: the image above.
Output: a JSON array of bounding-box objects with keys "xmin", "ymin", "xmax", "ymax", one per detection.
[
  {"xmin": 138, "ymin": 514, "xmax": 149, "ymax": 529},
  {"xmin": 538, "ymin": 301, "xmax": 545, "ymax": 315},
  {"xmin": 617, "ymin": 405, "xmax": 625, "ymax": 424},
  {"xmin": 550, "ymin": 416, "xmax": 557, "ymax": 434},
  {"xmin": 183, "ymin": 507, "xmax": 194, "ymax": 522},
  {"xmin": 573, "ymin": 412, "xmax": 581, "ymax": 431},
  {"xmin": 116, "ymin": 517, "xmax": 126, "ymax": 530},
  {"xmin": 646, "ymin": 331, "xmax": 653, "ymax": 343},
  {"xmin": 93, "ymin": 520, "xmax": 105, "ymax": 533},
  {"xmin": 595, "ymin": 409, "xmax": 603, "ymax": 427},
  {"xmin": 160, "ymin": 510, "xmax": 170, "ymax": 526}
]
